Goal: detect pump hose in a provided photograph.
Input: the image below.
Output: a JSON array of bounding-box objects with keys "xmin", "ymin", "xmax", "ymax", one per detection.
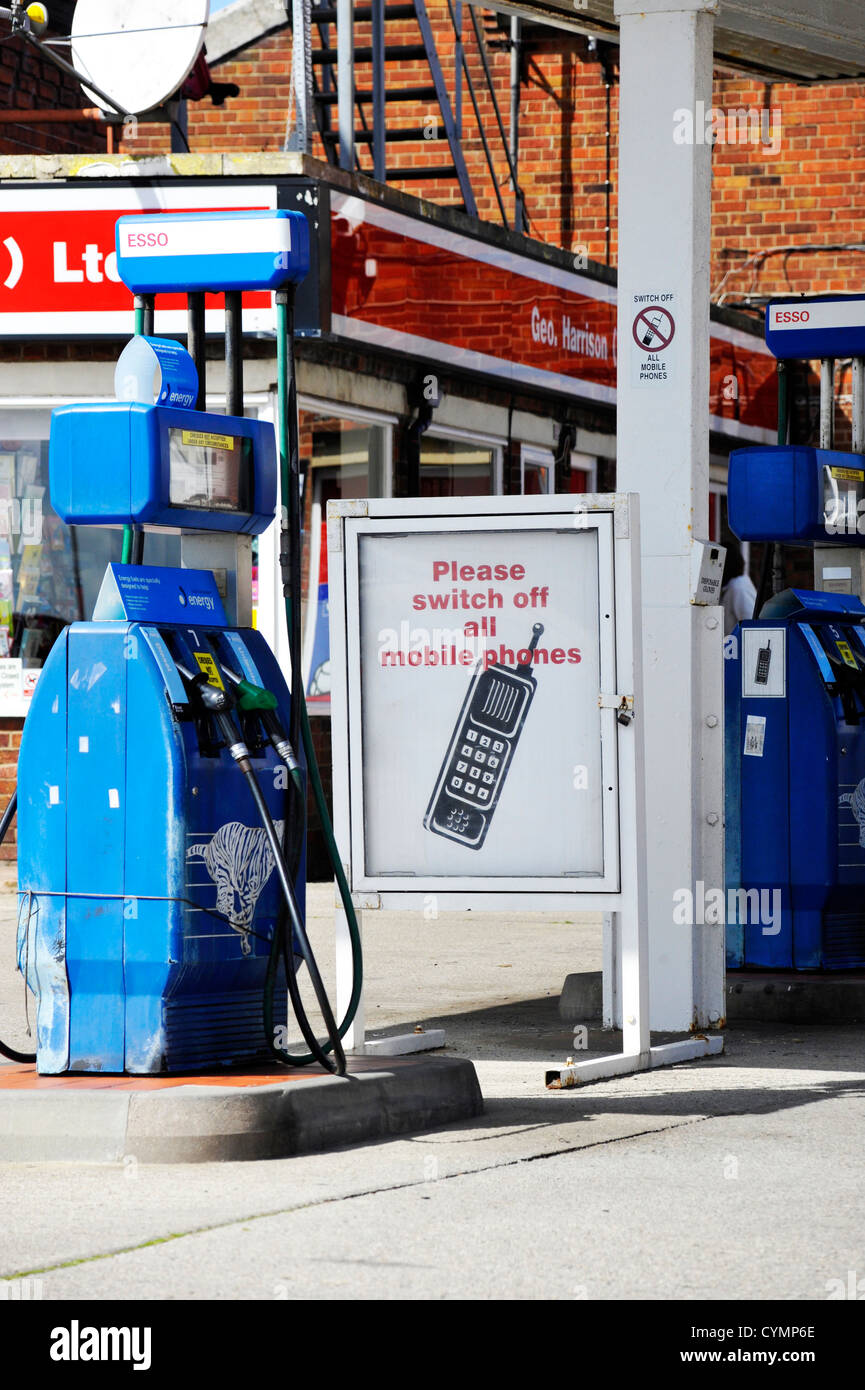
[
  {"xmin": 232, "ymin": 741, "xmax": 345, "ymax": 1076},
  {"xmin": 267, "ymin": 292, "xmax": 363, "ymax": 1067},
  {"xmin": 0, "ymin": 791, "xmax": 36, "ymax": 1063}
]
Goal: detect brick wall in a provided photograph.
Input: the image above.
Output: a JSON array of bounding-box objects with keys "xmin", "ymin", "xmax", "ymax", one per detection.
[
  {"xmin": 121, "ymin": 17, "xmax": 525, "ymax": 227},
  {"xmin": 0, "ymin": 719, "xmax": 21, "ymax": 865},
  {"xmin": 6, "ymin": 5, "xmax": 864, "ymax": 303},
  {"xmin": 0, "ymin": 19, "xmax": 107, "ymax": 156},
  {"xmin": 710, "ymin": 72, "xmax": 865, "ymax": 305},
  {"xmin": 118, "ymin": 10, "xmax": 865, "ymax": 303}
]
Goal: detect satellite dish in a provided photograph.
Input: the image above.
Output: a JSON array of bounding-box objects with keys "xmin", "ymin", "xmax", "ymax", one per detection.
[{"xmin": 70, "ymin": 0, "xmax": 210, "ymax": 116}]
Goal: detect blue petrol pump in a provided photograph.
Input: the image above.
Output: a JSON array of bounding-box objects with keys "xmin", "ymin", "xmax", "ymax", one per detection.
[
  {"xmin": 0, "ymin": 211, "xmax": 361, "ymax": 1074},
  {"xmin": 726, "ymin": 295, "xmax": 865, "ymax": 970}
]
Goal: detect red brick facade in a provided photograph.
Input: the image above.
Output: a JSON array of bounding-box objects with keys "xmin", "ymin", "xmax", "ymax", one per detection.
[
  {"xmin": 0, "ymin": 18, "xmax": 106, "ymax": 156},
  {"xmin": 0, "ymin": 720, "xmax": 21, "ymax": 861},
  {"xmin": 5, "ymin": 8, "xmax": 865, "ymax": 306},
  {"xmin": 113, "ymin": 12, "xmax": 865, "ymax": 306}
]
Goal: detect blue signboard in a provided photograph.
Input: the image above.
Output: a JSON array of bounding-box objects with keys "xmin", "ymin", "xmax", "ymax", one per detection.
[
  {"xmin": 115, "ymin": 209, "xmax": 310, "ymax": 294},
  {"xmin": 93, "ymin": 564, "xmax": 228, "ymax": 625},
  {"xmin": 766, "ymin": 294, "xmax": 865, "ymax": 360}
]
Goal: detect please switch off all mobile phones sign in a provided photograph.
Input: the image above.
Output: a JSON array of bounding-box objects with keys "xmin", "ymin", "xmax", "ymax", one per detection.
[
  {"xmin": 400, "ymin": 557, "xmax": 579, "ymax": 669},
  {"xmin": 631, "ymin": 293, "xmax": 676, "ymax": 386},
  {"xmin": 356, "ymin": 525, "xmax": 607, "ymax": 880}
]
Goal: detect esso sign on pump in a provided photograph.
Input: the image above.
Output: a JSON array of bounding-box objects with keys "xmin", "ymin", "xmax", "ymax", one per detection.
[
  {"xmin": 115, "ymin": 209, "xmax": 310, "ymax": 294},
  {"xmin": 766, "ymin": 295, "xmax": 865, "ymax": 359}
]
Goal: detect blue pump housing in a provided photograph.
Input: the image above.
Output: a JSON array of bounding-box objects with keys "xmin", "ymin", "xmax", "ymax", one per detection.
[
  {"xmin": 728, "ymin": 445, "xmax": 865, "ymax": 546},
  {"xmin": 50, "ymin": 403, "xmax": 276, "ymax": 535},
  {"xmin": 16, "ymin": 619, "xmax": 304, "ymax": 1073},
  {"xmin": 726, "ymin": 590, "xmax": 865, "ymax": 970}
]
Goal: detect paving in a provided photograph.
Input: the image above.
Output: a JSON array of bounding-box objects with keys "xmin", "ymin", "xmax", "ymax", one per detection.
[{"xmin": 1, "ymin": 881, "xmax": 864, "ymax": 1301}]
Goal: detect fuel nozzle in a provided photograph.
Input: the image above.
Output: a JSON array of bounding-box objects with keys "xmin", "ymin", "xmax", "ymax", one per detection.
[
  {"xmin": 218, "ymin": 663, "xmax": 301, "ymax": 774},
  {"xmin": 173, "ymin": 659, "xmax": 250, "ymax": 764}
]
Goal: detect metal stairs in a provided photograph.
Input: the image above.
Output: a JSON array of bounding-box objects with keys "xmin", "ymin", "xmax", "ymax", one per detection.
[{"xmin": 308, "ymin": 0, "xmax": 478, "ymax": 215}]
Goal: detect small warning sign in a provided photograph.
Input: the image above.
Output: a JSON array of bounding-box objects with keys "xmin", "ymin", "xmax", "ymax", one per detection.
[
  {"xmin": 743, "ymin": 714, "xmax": 766, "ymax": 757},
  {"xmin": 631, "ymin": 296, "xmax": 675, "ymax": 387},
  {"xmin": 182, "ymin": 429, "xmax": 237, "ymax": 451},
  {"xmin": 836, "ymin": 640, "xmax": 858, "ymax": 669},
  {"xmin": 193, "ymin": 651, "xmax": 225, "ymax": 689}
]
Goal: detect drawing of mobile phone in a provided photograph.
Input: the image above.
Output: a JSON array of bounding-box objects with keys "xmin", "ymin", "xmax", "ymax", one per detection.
[
  {"xmin": 755, "ymin": 641, "xmax": 772, "ymax": 685},
  {"xmin": 642, "ymin": 311, "xmax": 664, "ymax": 346},
  {"xmin": 424, "ymin": 624, "xmax": 544, "ymax": 850}
]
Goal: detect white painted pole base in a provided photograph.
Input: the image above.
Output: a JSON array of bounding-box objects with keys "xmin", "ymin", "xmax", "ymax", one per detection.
[
  {"xmin": 546, "ymin": 1034, "xmax": 724, "ymax": 1088},
  {"xmin": 361, "ymin": 1028, "xmax": 447, "ymax": 1057}
]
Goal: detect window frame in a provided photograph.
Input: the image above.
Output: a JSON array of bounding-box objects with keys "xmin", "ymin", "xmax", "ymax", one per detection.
[
  {"xmin": 257, "ymin": 394, "xmax": 398, "ymax": 705},
  {"xmin": 520, "ymin": 444, "xmax": 599, "ymax": 495},
  {"xmin": 420, "ymin": 423, "xmax": 504, "ymax": 496}
]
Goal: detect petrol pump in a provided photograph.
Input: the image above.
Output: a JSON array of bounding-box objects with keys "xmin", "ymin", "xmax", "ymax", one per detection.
[
  {"xmin": 726, "ymin": 295, "xmax": 865, "ymax": 970},
  {"xmin": 1, "ymin": 210, "xmax": 361, "ymax": 1074}
]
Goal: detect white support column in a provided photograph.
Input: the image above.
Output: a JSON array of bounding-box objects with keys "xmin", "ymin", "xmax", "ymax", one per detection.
[
  {"xmin": 614, "ymin": 0, "xmax": 723, "ymax": 1030},
  {"xmin": 601, "ymin": 910, "xmax": 619, "ymax": 1029}
]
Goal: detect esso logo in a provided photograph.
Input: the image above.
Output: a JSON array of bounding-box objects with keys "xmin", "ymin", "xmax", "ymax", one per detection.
[
  {"xmin": 774, "ymin": 309, "xmax": 810, "ymax": 324},
  {"xmin": 126, "ymin": 231, "xmax": 169, "ymax": 249}
]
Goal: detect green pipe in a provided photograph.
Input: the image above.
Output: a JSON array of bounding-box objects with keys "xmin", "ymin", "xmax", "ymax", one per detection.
[
  {"xmin": 274, "ymin": 293, "xmax": 363, "ymax": 1061},
  {"xmin": 120, "ymin": 300, "xmax": 147, "ymax": 564}
]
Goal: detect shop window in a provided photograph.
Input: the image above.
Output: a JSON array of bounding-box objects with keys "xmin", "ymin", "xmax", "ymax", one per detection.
[
  {"xmin": 565, "ymin": 450, "xmax": 598, "ymax": 494},
  {"xmin": 709, "ymin": 485, "xmax": 734, "ymax": 545},
  {"xmin": 521, "ymin": 446, "xmax": 598, "ymax": 494},
  {"xmin": 299, "ymin": 408, "xmax": 392, "ymax": 707},
  {"xmin": 420, "ymin": 434, "xmax": 498, "ymax": 496},
  {"xmin": 0, "ymin": 430, "xmax": 179, "ymax": 711},
  {"xmin": 521, "ymin": 447, "xmax": 553, "ymax": 495}
]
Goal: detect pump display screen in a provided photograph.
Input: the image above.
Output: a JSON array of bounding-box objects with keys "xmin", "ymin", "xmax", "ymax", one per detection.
[
  {"xmin": 823, "ymin": 463, "xmax": 865, "ymax": 536},
  {"xmin": 168, "ymin": 428, "xmax": 252, "ymax": 513}
]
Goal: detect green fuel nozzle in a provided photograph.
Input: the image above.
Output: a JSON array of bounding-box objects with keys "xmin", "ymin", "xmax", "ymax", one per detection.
[
  {"xmin": 217, "ymin": 663, "xmax": 301, "ymax": 777},
  {"xmin": 235, "ymin": 676, "xmax": 279, "ymax": 713}
]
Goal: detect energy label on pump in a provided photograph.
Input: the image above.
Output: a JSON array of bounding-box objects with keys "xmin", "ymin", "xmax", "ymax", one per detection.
[{"xmin": 631, "ymin": 293, "xmax": 676, "ymax": 386}]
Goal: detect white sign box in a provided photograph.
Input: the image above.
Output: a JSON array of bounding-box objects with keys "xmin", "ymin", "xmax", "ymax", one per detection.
[{"xmin": 328, "ymin": 495, "xmax": 646, "ymax": 911}]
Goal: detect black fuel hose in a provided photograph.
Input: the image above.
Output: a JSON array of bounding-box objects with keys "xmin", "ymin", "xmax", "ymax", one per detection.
[
  {"xmin": 175, "ymin": 662, "xmax": 347, "ymax": 1076},
  {"xmin": 229, "ymin": 733, "xmax": 346, "ymax": 1076}
]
